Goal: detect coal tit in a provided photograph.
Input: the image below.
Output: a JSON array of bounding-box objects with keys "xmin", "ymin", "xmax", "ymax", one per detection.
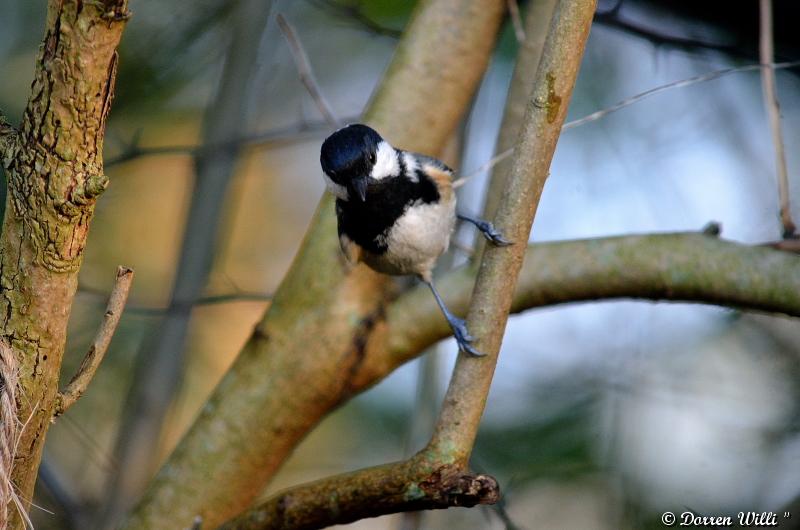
[{"xmin": 320, "ymin": 124, "xmax": 510, "ymax": 356}]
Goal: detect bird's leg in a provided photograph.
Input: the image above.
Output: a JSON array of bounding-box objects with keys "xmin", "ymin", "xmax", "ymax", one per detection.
[
  {"xmin": 423, "ymin": 279, "xmax": 485, "ymax": 357},
  {"xmin": 457, "ymin": 213, "xmax": 512, "ymax": 246}
]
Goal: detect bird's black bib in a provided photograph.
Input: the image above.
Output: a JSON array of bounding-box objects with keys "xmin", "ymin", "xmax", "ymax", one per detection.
[{"xmin": 336, "ymin": 169, "xmax": 440, "ymax": 255}]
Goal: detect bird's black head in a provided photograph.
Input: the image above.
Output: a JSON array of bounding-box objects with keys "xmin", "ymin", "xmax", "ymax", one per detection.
[{"xmin": 320, "ymin": 124, "xmax": 384, "ymax": 202}]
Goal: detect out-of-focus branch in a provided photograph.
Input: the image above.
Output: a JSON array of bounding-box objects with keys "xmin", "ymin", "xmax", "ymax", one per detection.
[
  {"xmin": 594, "ymin": 6, "xmax": 741, "ymax": 56},
  {"xmin": 105, "ymin": 118, "xmax": 346, "ymax": 168},
  {"xmin": 277, "ymin": 14, "xmax": 340, "ymax": 128},
  {"xmin": 123, "ymin": 1, "xmax": 507, "ymax": 528},
  {"xmin": 217, "ymin": 457, "xmax": 499, "ymax": 530},
  {"xmin": 478, "ymin": 0, "xmax": 558, "ymax": 248},
  {"xmin": 103, "ymin": 0, "xmax": 274, "ymax": 525},
  {"xmin": 428, "ymin": 0, "xmax": 597, "ymax": 464},
  {"xmin": 759, "ymin": 0, "xmax": 795, "ymax": 237},
  {"xmin": 351, "ymin": 231, "xmax": 800, "ymax": 389},
  {"xmin": 507, "ymin": 0, "xmax": 526, "ymax": 43},
  {"xmin": 56, "ymin": 267, "xmax": 134, "ymax": 416},
  {"xmin": 310, "ymin": 0, "xmax": 404, "ymax": 38},
  {"xmin": 77, "ymin": 287, "xmax": 271, "ymax": 316}
]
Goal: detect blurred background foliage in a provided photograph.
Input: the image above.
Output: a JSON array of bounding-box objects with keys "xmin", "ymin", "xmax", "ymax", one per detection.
[{"xmin": 2, "ymin": 0, "xmax": 800, "ymax": 528}]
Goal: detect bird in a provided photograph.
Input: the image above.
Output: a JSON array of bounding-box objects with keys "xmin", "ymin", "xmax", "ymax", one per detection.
[{"xmin": 320, "ymin": 123, "xmax": 510, "ymax": 356}]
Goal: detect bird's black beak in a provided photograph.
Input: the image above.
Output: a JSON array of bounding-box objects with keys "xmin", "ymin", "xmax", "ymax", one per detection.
[{"xmin": 350, "ymin": 177, "xmax": 368, "ymax": 202}]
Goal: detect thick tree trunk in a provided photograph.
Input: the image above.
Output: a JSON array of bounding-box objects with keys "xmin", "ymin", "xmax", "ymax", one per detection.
[{"xmin": 0, "ymin": 1, "xmax": 129, "ymax": 526}]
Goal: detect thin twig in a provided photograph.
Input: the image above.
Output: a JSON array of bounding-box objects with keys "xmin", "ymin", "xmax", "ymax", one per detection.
[
  {"xmin": 454, "ymin": 59, "xmax": 800, "ymax": 188},
  {"xmin": 507, "ymin": 0, "xmax": 526, "ymax": 43},
  {"xmin": 759, "ymin": 0, "xmax": 795, "ymax": 237},
  {"xmin": 56, "ymin": 267, "xmax": 134, "ymax": 416},
  {"xmin": 104, "ymin": 118, "xmax": 347, "ymax": 168},
  {"xmin": 76, "ymin": 286, "xmax": 271, "ymax": 316},
  {"xmin": 277, "ymin": 14, "xmax": 340, "ymax": 129}
]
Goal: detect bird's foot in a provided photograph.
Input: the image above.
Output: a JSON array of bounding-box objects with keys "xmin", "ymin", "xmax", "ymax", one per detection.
[
  {"xmin": 475, "ymin": 220, "xmax": 512, "ymax": 246},
  {"xmin": 457, "ymin": 214, "xmax": 512, "ymax": 246},
  {"xmin": 448, "ymin": 316, "xmax": 485, "ymax": 357}
]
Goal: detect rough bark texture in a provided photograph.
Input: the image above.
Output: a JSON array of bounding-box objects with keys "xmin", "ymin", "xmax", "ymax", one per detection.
[
  {"xmin": 122, "ymin": 1, "xmax": 506, "ymax": 528},
  {"xmin": 218, "ymin": 454, "xmax": 498, "ymax": 530},
  {"xmin": 0, "ymin": 0, "xmax": 129, "ymax": 525}
]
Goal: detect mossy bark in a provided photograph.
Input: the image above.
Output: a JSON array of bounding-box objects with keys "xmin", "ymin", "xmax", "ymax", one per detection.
[{"xmin": 0, "ymin": 1, "xmax": 129, "ymax": 525}]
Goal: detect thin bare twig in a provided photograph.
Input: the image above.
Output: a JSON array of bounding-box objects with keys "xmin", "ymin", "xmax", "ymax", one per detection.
[
  {"xmin": 277, "ymin": 14, "xmax": 340, "ymax": 129},
  {"xmin": 76, "ymin": 286, "xmax": 271, "ymax": 316},
  {"xmin": 507, "ymin": 0, "xmax": 526, "ymax": 43},
  {"xmin": 105, "ymin": 118, "xmax": 344, "ymax": 168},
  {"xmin": 759, "ymin": 0, "xmax": 795, "ymax": 237},
  {"xmin": 454, "ymin": 59, "xmax": 800, "ymax": 188},
  {"xmin": 56, "ymin": 267, "xmax": 134, "ymax": 416}
]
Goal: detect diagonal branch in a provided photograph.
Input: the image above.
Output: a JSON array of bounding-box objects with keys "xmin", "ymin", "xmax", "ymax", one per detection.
[
  {"xmin": 428, "ymin": 0, "xmax": 597, "ymax": 464},
  {"xmin": 56, "ymin": 267, "xmax": 134, "ymax": 416},
  {"xmin": 103, "ymin": 0, "xmax": 274, "ymax": 525}
]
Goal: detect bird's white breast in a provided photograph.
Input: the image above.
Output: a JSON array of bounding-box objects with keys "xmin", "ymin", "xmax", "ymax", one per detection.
[{"xmin": 373, "ymin": 194, "xmax": 456, "ymax": 279}]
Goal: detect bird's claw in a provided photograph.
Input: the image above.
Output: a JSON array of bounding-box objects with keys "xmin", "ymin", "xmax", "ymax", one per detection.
[
  {"xmin": 475, "ymin": 220, "xmax": 512, "ymax": 246},
  {"xmin": 449, "ymin": 317, "xmax": 485, "ymax": 357}
]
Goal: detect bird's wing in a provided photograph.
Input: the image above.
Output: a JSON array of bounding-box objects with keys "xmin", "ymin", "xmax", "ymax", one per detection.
[
  {"xmin": 414, "ymin": 153, "xmax": 455, "ymax": 202},
  {"xmin": 413, "ymin": 153, "xmax": 455, "ymax": 176}
]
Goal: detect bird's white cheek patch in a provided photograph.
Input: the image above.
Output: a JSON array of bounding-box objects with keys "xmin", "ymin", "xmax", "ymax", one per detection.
[
  {"xmin": 370, "ymin": 141, "xmax": 400, "ymax": 180},
  {"xmin": 403, "ymin": 152, "xmax": 419, "ymax": 182},
  {"xmin": 323, "ymin": 173, "xmax": 349, "ymax": 200}
]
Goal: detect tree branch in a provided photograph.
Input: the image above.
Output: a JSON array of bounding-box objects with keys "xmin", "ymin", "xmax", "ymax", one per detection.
[
  {"xmin": 477, "ymin": 0, "xmax": 557, "ymax": 251},
  {"xmin": 103, "ymin": 0, "xmax": 274, "ymax": 525},
  {"xmin": 428, "ymin": 0, "xmax": 597, "ymax": 464},
  {"xmin": 217, "ymin": 456, "xmax": 498, "ymax": 530},
  {"xmin": 0, "ymin": 2, "xmax": 129, "ymax": 524},
  {"xmin": 56, "ymin": 266, "xmax": 133, "ymax": 416},
  {"xmin": 216, "ymin": 227, "xmax": 800, "ymax": 529},
  {"xmin": 364, "ymin": 232, "xmax": 800, "ymax": 381},
  {"xmin": 759, "ymin": 0, "xmax": 795, "ymax": 237}
]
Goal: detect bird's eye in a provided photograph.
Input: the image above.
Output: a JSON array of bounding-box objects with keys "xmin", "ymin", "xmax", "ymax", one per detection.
[{"xmin": 369, "ymin": 153, "xmax": 376, "ymax": 163}]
